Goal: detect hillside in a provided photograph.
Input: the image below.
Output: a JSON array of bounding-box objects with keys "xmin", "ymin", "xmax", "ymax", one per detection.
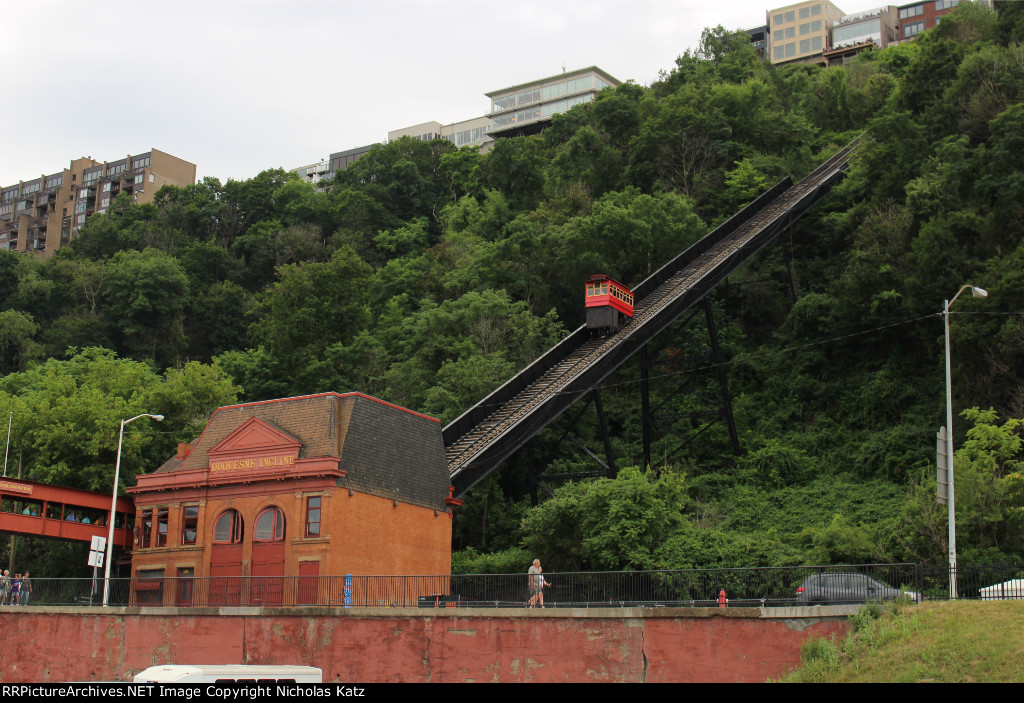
[
  {"xmin": 782, "ymin": 599, "xmax": 1024, "ymax": 683},
  {"xmin": 1, "ymin": 2, "xmax": 1023, "ymax": 576}
]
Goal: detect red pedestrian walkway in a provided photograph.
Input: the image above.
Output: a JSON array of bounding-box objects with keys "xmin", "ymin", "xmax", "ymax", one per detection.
[{"xmin": 0, "ymin": 477, "xmax": 133, "ymax": 550}]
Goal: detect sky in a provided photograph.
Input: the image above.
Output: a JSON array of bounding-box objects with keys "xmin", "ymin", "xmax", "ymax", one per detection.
[{"xmin": 1, "ymin": 0, "xmax": 869, "ymax": 186}]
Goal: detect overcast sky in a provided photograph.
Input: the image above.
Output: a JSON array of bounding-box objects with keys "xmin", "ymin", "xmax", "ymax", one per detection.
[{"xmin": 2, "ymin": 0, "xmax": 874, "ymax": 186}]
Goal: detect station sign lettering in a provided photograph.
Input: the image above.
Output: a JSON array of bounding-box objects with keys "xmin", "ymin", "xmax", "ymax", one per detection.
[
  {"xmin": 0, "ymin": 480, "xmax": 32, "ymax": 495},
  {"xmin": 210, "ymin": 454, "xmax": 296, "ymax": 472}
]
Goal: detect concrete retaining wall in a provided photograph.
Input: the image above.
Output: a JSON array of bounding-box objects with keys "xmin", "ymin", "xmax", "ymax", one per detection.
[{"xmin": 0, "ymin": 605, "xmax": 853, "ymax": 683}]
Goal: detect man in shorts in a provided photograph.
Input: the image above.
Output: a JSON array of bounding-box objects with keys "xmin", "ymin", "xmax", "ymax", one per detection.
[{"xmin": 527, "ymin": 559, "xmax": 549, "ymax": 608}]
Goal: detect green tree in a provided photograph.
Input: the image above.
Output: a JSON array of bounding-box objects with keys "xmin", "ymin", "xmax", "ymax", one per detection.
[
  {"xmin": 951, "ymin": 408, "xmax": 1024, "ymax": 559},
  {"xmin": 0, "ymin": 348, "xmax": 237, "ymax": 492},
  {"xmin": 0, "ymin": 310, "xmax": 43, "ymax": 374},
  {"xmin": 246, "ymin": 246, "xmax": 373, "ymax": 393},
  {"xmin": 102, "ymin": 248, "xmax": 189, "ymax": 365},
  {"xmin": 334, "ymin": 137, "xmax": 455, "ymax": 227},
  {"xmin": 519, "ymin": 467, "xmax": 690, "ymax": 571},
  {"xmin": 720, "ymin": 158, "xmax": 769, "ymax": 212},
  {"xmin": 478, "ymin": 136, "xmax": 549, "ymax": 212},
  {"xmin": 382, "ymin": 290, "xmax": 564, "ymax": 419},
  {"xmin": 0, "ymin": 250, "xmax": 20, "ymax": 307}
]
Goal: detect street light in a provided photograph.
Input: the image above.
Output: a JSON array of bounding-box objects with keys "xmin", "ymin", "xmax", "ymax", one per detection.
[
  {"xmin": 943, "ymin": 284, "xmax": 987, "ymax": 599},
  {"xmin": 3, "ymin": 411, "xmax": 10, "ymax": 478},
  {"xmin": 102, "ymin": 413, "xmax": 163, "ymax": 606}
]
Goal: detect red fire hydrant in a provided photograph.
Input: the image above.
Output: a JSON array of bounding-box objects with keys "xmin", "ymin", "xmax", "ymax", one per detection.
[{"xmin": 718, "ymin": 589, "xmax": 727, "ymax": 608}]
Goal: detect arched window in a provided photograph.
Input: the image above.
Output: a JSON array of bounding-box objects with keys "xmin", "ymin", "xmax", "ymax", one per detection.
[
  {"xmin": 254, "ymin": 507, "xmax": 285, "ymax": 541},
  {"xmin": 213, "ymin": 509, "xmax": 243, "ymax": 544}
]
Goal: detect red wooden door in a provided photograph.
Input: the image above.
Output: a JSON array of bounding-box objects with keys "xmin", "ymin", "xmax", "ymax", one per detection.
[
  {"xmin": 298, "ymin": 560, "xmax": 321, "ymax": 605},
  {"xmin": 251, "ymin": 541, "xmax": 285, "ymax": 605},
  {"xmin": 210, "ymin": 544, "xmax": 243, "ymax": 605}
]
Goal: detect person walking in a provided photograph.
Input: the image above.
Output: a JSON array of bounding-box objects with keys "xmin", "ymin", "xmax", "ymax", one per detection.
[
  {"xmin": 0, "ymin": 570, "xmax": 9, "ymax": 606},
  {"xmin": 20, "ymin": 572, "xmax": 31, "ymax": 606},
  {"xmin": 10, "ymin": 574, "xmax": 20, "ymax": 605},
  {"xmin": 527, "ymin": 559, "xmax": 551, "ymax": 608}
]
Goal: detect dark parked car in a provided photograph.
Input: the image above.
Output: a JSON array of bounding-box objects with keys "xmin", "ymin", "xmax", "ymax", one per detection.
[{"xmin": 796, "ymin": 573, "xmax": 920, "ymax": 605}]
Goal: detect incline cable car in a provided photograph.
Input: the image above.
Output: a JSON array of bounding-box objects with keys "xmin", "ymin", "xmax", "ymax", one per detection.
[{"xmin": 585, "ymin": 274, "xmax": 634, "ymax": 330}]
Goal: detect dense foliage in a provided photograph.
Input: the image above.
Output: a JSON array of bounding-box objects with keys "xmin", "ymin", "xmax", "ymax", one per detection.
[{"xmin": 3, "ymin": 2, "xmax": 1024, "ymax": 575}]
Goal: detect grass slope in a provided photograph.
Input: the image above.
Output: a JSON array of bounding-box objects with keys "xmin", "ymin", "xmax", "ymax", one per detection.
[{"xmin": 781, "ymin": 600, "xmax": 1024, "ymax": 683}]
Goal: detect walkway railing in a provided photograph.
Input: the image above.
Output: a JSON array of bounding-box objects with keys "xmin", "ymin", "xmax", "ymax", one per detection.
[{"xmin": 5, "ymin": 563, "xmax": 1022, "ymax": 608}]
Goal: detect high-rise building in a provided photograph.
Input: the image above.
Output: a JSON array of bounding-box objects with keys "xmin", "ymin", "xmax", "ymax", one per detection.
[{"xmin": 0, "ymin": 149, "xmax": 196, "ymax": 256}]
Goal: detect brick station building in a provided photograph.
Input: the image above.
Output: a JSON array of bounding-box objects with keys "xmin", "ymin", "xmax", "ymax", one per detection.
[{"xmin": 128, "ymin": 392, "xmax": 458, "ymax": 605}]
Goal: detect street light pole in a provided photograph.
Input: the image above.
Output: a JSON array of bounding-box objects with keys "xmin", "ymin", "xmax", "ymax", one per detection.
[
  {"xmin": 3, "ymin": 412, "xmax": 11, "ymax": 478},
  {"xmin": 102, "ymin": 413, "xmax": 163, "ymax": 606},
  {"xmin": 943, "ymin": 284, "xmax": 987, "ymax": 600}
]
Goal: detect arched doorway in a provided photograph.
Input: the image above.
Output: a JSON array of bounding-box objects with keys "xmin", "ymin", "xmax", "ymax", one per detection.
[
  {"xmin": 210, "ymin": 509, "xmax": 243, "ymax": 604},
  {"xmin": 252, "ymin": 507, "xmax": 286, "ymax": 605}
]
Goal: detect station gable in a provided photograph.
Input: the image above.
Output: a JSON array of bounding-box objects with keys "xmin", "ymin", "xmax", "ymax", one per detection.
[{"xmin": 206, "ymin": 417, "xmax": 303, "ymax": 476}]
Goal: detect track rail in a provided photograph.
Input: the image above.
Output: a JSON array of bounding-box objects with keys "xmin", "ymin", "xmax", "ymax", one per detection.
[{"xmin": 445, "ymin": 138, "xmax": 861, "ymax": 497}]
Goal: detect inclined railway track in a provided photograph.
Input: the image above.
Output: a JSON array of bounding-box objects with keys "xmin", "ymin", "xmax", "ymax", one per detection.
[{"xmin": 445, "ymin": 138, "xmax": 861, "ymax": 494}]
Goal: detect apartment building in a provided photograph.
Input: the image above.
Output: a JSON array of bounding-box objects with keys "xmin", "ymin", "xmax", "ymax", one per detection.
[
  {"xmin": 387, "ymin": 65, "xmax": 620, "ymax": 151},
  {"xmin": 833, "ymin": 5, "xmax": 899, "ymax": 48},
  {"xmin": 769, "ymin": 0, "xmax": 847, "ymax": 64},
  {"xmin": 0, "ymin": 149, "xmax": 195, "ymax": 256},
  {"xmin": 823, "ymin": 5, "xmax": 899, "ymax": 64},
  {"xmin": 747, "ymin": 25, "xmax": 770, "ymax": 58},
  {"xmin": 288, "ymin": 160, "xmax": 332, "ymax": 185},
  {"xmin": 285, "ymin": 145, "xmax": 374, "ymax": 189},
  {"xmin": 485, "ymin": 66, "xmax": 619, "ymax": 140},
  {"xmin": 328, "ymin": 145, "xmax": 373, "ymax": 173},
  {"xmin": 388, "ymin": 115, "xmax": 493, "ymax": 149},
  {"xmin": 288, "ymin": 66, "xmax": 620, "ymax": 184},
  {"xmin": 895, "ymin": 0, "xmax": 969, "ymax": 41}
]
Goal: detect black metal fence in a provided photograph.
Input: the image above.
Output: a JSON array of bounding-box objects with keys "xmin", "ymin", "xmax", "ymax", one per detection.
[{"xmin": 4, "ymin": 563, "xmax": 1021, "ymax": 609}]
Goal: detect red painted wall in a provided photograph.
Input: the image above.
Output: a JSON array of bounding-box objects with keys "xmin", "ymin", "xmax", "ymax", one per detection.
[{"xmin": 0, "ymin": 608, "xmax": 849, "ymax": 683}]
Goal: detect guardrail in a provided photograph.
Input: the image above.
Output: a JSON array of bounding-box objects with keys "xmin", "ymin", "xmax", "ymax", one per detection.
[{"xmin": 4, "ymin": 563, "xmax": 1021, "ymax": 609}]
